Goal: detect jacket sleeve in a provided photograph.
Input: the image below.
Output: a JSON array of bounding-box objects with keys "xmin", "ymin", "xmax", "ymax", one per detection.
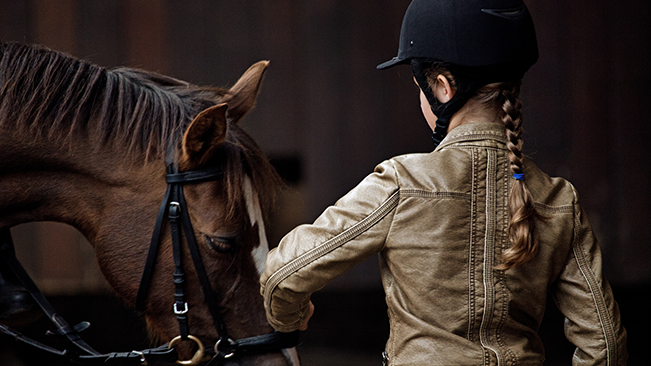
[
  {"xmin": 551, "ymin": 187, "xmax": 628, "ymax": 366},
  {"xmin": 260, "ymin": 160, "xmax": 400, "ymax": 332}
]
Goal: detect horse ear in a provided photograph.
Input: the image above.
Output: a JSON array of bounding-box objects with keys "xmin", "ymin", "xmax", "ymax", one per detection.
[
  {"xmin": 181, "ymin": 103, "xmax": 228, "ymax": 167},
  {"xmin": 224, "ymin": 60, "xmax": 269, "ymax": 124}
]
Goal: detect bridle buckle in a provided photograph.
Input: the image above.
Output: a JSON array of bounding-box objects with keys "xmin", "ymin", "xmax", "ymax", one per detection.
[
  {"xmin": 168, "ymin": 201, "xmax": 181, "ymax": 219},
  {"xmin": 173, "ymin": 302, "xmax": 188, "ymax": 315}
]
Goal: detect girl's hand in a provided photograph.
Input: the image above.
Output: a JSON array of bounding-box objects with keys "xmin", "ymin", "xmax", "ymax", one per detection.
[{"xmin": 299, "ymin": 301, "xmax": 315, "ymax": 331}]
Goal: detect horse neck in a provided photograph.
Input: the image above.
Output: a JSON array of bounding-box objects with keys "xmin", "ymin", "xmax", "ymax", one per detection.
[{"xmin": 0, "ymin": 129, "xmax": 167, "ymax": 244}]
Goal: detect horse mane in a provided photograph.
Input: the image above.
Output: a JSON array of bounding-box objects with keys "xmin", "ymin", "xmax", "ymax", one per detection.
[
  {"xmin": 0, "ymin": 41, "xmax": 227, "ymax": 157},
  {"xmin": 0, "ymin": 41, "xmax": 281, "ymax": 220}
]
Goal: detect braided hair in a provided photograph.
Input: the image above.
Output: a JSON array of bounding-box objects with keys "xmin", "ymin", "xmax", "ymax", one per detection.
[
  {"xmin": 488, "ymin": 82, "xmax": 539, "ymax": 270},
  {"xmin": 426, "ymin": 70, "xmax": 539, "ymax": 270}
]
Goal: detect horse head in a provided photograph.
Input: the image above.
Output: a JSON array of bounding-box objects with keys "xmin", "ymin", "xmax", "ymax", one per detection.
[
  {"xmin": 131, "ymin": 63, "xmax": 299, "ymax": 365},
  {"xmin": 0, "ymin": 42, "xmax": 298, "ymax": 365}
]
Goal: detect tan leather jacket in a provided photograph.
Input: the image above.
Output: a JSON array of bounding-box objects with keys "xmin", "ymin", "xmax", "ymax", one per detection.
[{"xmin": 261, "ymin": 123, "xmax": 627, "ymax": 365}]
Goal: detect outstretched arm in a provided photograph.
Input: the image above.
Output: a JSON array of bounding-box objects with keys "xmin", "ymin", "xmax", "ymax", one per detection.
[{"xmin": 260, "ymin": 160, "xmax": 399, "ymax": 332}]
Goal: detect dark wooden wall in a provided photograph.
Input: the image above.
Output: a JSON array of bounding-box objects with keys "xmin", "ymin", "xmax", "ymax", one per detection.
[
  {"xmin": 0, "ymin": 0, "xmax": 648, "ymax": 293},
  {"xmin": 524, "ymin": 0, "xmax": 651, "ymax": 287},
  {"xmin": 0, "ymin": 0, "xmax": 649, "ymax": 364}
]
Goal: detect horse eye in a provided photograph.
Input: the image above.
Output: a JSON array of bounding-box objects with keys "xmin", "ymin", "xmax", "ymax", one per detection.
[{"xmin": 204, "ymin": 235, "xmax": 238, "ymax": 254}]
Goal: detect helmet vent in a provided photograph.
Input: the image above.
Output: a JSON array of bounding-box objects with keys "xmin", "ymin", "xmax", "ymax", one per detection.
[{"xmin": 481, "ymin": 4, "xmax": 527, "ymax": 21}]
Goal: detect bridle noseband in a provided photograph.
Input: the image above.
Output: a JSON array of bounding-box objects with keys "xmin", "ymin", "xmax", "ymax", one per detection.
[{"xmin": 0, "ymin": 150, "xmax": 299, "ymax": 365}]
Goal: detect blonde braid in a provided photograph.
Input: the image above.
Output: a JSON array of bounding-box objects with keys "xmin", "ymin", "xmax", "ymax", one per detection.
[
  {"xmin": 497, "ymin": 82, "xmax": 540, "ymax": 270},
  {"xmin": 503, "ymin": 85, "xmax": 524, "ymax": 175}
]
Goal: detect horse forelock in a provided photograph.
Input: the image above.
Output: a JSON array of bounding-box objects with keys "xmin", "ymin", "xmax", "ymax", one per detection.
[
  {"xmin": 218, "ymin": 124, "xmax": 283, "ymax": 234},
  {"xmin": 0, "ymin": 41, "xmax": 228, "ymax": 160}
]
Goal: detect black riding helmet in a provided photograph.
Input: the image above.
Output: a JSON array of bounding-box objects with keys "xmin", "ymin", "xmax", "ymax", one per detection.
[{"xmin": 378, "ymin": 0, "xmax": 538, "ymax": 146}]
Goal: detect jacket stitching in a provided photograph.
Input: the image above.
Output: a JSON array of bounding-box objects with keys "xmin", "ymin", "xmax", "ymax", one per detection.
[
  {"xmin": 500, "ymin": 153, "xmax": 519, "ymax": 365},
  {"xmin": 384, "ymin": 160, "xmax": 401, "ymax": 252},
  {"xmin": 468, "ymin": 148, "xmax": 478, "ymax": 342},
  {"xmin": 442, "ymin": 145, "xmax": 506, "ymax": 153},
  {"xmin": 535, "ymin": 203, "xmax": 572, "ymax": 214},
  {"xmin": 379, "ymin": 255, "xmax": 398, "ymax": 363},
  {"xmin": 480, "ymin": 149, "xmax": 502, "ymax": 364},
  {"xmin": 401, "ymin": 189, "xmax": 471, "ymax": 200},
  {"xmin": 437, "ymin": 132, "xmax": 507, "ymax": 151},
  {"xmin": 263, "ymin": 190, "xmax": 401, "ymax": 316},
  {"xmin": 495, "ymin": 154, "xmax": 510, "ymax": 364},
  {"xmin": 572, "ymin": 205, "xmax": 618, "ymax": 365},
  {"xmin": 390, "ymin": 159, "xmax": 401, "ymax": 187}
]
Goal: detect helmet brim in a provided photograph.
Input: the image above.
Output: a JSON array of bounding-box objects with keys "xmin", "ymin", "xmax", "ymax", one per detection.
[{"xmin": 376, "ymin": 56, "xmax": 409, "ymax": 70}]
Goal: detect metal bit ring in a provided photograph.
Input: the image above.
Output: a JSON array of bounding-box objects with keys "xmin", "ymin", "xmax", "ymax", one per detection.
[{"xmin": 169, "ymin": 335, "xmax": 208, "ymax": 365}]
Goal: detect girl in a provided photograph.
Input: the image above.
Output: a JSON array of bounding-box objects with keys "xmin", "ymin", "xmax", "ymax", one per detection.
[{"xmin": 260, "ymin": 1, "xmax": 627, "ymax": 365}]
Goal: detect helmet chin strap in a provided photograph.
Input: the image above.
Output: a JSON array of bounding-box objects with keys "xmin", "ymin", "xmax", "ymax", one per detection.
[{"xmin": 411, "ymin": 59, "xmax": 480, "ymax": 147}]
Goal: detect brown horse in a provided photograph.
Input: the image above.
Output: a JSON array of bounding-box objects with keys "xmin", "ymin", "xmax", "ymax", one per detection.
[{"xmin": 0, "ymin": 42, "xmax": 298, "ymax": 365}]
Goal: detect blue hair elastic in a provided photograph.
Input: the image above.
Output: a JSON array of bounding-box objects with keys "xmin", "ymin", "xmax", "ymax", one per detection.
[{"xmin": 513, "ymin": 173, "xmax": 524, "ymax": 181}]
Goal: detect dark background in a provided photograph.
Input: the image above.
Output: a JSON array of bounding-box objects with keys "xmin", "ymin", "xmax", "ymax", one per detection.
[{"xmin": 0, "ymin": 1, "xmax": 648, "ymax": 365}]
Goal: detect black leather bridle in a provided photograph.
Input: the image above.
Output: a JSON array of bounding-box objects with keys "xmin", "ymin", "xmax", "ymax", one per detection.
[
  {"xmin": 0, "ymin": 149, "xmax": 299, "ymax": 365},
  {"xmin": 135, "ymin": 152, "xmax": 300, "ymax": 364}
]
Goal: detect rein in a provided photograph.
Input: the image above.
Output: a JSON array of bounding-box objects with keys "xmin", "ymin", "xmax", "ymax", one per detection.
[
  {"xmin": 0, "ymin": 229, "xmax": 179, "ymax": 364},
  {"xmin": 0, "ymin": 152, "xmax": 299, "ymax": 365}
]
